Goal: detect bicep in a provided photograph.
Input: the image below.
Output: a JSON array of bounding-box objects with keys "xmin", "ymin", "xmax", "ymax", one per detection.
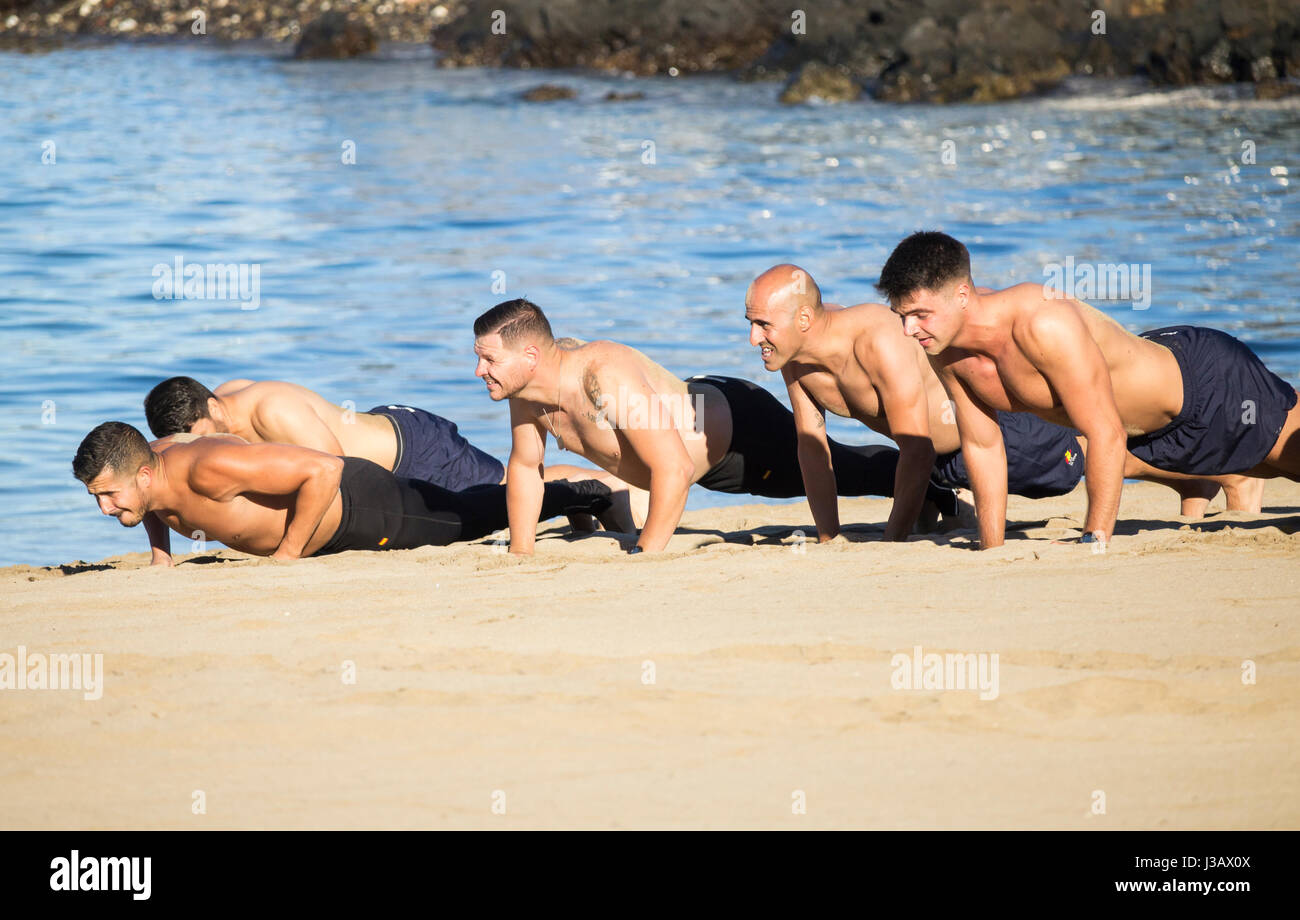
[
  {"xmin": 940, "ymin": 366, "xmax": 1001, "ymax": 449},
  {"xmin": 871, "ymin": 344, "xmax": 931, "ymax": 440},
  {"xmin": 508, "ymin": 401, "xmax": 546, "ymax": 466},
  {"xmin": 1024, "ymin": 312, "xmax": 1121, "ymax": 437},
  {"xmin": 784, "ymin": 374, "xmax": 828, "ymax": 443}
]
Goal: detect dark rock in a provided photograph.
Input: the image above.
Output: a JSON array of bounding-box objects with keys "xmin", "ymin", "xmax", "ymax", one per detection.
[
  {"xmin": 603, "ymin": 90, "xmax": 646, "ymax": 101},
  {"xmin": 293, "ymin": 11, "xmax": 377, "ymax": 60},
  {"xmin": 521, "ymin": 83, "xmax": 577, "ymax": 101},
  {"xmin": 780, "ymin": 61, "xmax": 862, "ymax": 103},
  {"xmin": 1255, "ymin": 79, "xmax": 1300, "ymax": 99}
]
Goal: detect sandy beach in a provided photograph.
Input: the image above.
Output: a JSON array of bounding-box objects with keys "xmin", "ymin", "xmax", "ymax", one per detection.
[{"xmin": 2, "ymin": 479, "xmax": 1297, "ymax": 830}]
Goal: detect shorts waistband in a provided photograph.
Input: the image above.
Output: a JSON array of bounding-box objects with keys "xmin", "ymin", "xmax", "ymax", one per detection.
[
  {"xmin": 1131, "ymin": 327, "xmax": 1197, "ymax": 446},
  {"xmin": 366, "ymin": 405, "xmax": 407, "ymax": 474}
]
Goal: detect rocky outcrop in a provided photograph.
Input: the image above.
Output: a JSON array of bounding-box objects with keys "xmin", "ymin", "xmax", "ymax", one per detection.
[
  {"xmin": 780, "ymin": 62, "xmax": 862, "ymax": 105},
  {"xmin": 521, "ymin": 83, "xmax": 576, "ymax": 101},
  {"xmin": 293, "ymin": 11, "xmax": 376, "ymax": 59},
  {"xmin": 430, "ymin": 0, "xmax": 1300, "ymax": 103},
  {"xmin": 4, "ymin": 0, "xmax": 1300, "ymax": 104},
  {"xmin": 1, "ymin": 1, "xmax": 460, "ymax": 47}
]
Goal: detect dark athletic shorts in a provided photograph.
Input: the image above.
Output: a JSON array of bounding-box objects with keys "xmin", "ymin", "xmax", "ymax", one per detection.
[
  {"xmin": 312, "ymin": 457, "xmax": 611, "ymax": 556},
  {"xmin": 367, "ymin": 405, "xmax": 505, "ymax": 491},
  {"xmin": 931, "ymin": 412, "xmax": 1084, "ymax": 499},
  {"xmin": 686, "ymin": 375, "xmax": 957, "ymax": 515},
  {"xmin": 1126, "ymin": 325, "xmax": 1297, "ymax": 475}
]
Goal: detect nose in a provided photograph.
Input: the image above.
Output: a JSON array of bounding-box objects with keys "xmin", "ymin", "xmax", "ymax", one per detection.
[
  {"xmin": 749, "ymin": 324, "xmax": 763, "ymax": 348},
  {"xmin": 96, "ymin": 495, "xmax": 114, "ymax": 515},
  {"xmin": 902, "ymin": 314, "xmax": 921, "ymax": 338},
  {"xmin": 474, "ymin": 357, "xmax": 487, "ymax": 378}
]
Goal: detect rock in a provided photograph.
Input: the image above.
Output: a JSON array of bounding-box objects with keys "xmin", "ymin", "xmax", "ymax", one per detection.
[
  {"xmin": 1255, "ymin": 79, "xmax": 1300, "ymax": 99},
  {"xmin": 603, "ymin": 90, "xmax": 646, "ymax": 101},
  {"xmin": 779, "ymin": 61, "xmax": 861, "ymax": 104},
  {"xmin": 293, "ymin": 11, "xmax": 377, "ymax": 59},
  {"xmin": 876, "ymin": 3, "xmax": 1070, "ymax": 103},
  {"xmin": 521, "ymin": 83, "xmax": 576, "ymax": 101},
  {"xmin": 1251, "ymin": 55, "xmax": 1278, "ymax": 82}
]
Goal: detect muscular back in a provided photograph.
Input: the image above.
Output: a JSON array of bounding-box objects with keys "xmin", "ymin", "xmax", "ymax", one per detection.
[
  {"xmin": 935, "ymin": 284, "xmax": 1183, "ymax": 435},
  {"xmin": 214, "ymin": 380, "xmax": 398, "ymax": 468},
  {"xmin": 518, "ymin": 340, "xmax": 731, "ymax": 488},
  {"xmin": 786, "ymin": 303, "xmax": 962, "ymax": 453},
  {"xmin": 150, "ymin": 438, "xmax": 342, "ymax": 556}
]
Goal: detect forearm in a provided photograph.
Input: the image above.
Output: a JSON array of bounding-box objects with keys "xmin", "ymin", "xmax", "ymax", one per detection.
[
  {"xmin": 637, "ymin": 466, "xmax": 691, "ymax": 552},
  {"xmin": 275, "ymin": 459, "xmax": 342, "ymax": 559},
  {"xmin": 797, "ymin": 442, "xmax": 840, "ymax": 542},
  {"xmin": 965, "ymin": 445, "xmax": 1008, "ymax": 549},
  {"xmin": 883, "ymin": 440, "xmax": 936, "ymax": 541},
  {"xmin": 506, "ymin": 460, "xmax": 545, "ymax": 555},
  {"xmin": 1082, "ymin": 429, "xmax": 1126, "ymax": 540},
  {"xmin": 143, "ymin": 512, "xmax": 174, "ymax": 567}
]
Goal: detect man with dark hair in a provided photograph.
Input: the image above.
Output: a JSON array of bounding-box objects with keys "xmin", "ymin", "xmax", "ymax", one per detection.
[
  {"xmin": 144, "ymin": 376, "xmax": 505, "ymax": 492},
  {"xmin": 143, "ymin": 376, "xmax": 626, "ymax": 519},
  {"xmin": 472, "ymin": 299, "xmax": 959, "ymax": 554},
  {"xmin": 73, "ymin": 421, "xmax": 612, "ymax": 565},
  {"xmin": 746, "ymin": 263, "xmax": 1263, "ymax": 542},
  {"xmin": 879, "ymin": 230, "xmax": 1298, "ymax": 548}
]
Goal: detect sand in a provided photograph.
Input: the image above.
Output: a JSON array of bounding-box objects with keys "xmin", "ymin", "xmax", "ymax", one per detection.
[{"xmin": 2, "ymin": 480, "xmax": 1298, "ymax": 829}]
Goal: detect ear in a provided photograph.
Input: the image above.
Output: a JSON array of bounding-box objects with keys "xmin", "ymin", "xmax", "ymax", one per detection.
[
  {"xmin": 206, "ymin": 396, "xmax": 222, "ymax": 421},
  {"xmin": 136, "ymin": 463, "xmax": 154, "ymax": 490},
  {"xmin": 796, "ymin": 304, "xmax": 813, "ymax": 332},
  {"xmin": 954, "ymin": 280, "xmax": 971, "ymax": 309},
  {"xmin": 522, "ymin": 344, "xmax": 540, "ymax": 370}
]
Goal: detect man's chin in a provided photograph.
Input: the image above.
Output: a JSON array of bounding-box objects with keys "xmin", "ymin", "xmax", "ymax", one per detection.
[{"xmin": 116, "ymin": 514, "xmax": 142, "ymax": 528}]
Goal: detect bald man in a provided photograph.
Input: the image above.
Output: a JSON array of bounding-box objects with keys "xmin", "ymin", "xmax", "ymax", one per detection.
[
  {"xmin": 472, "ymin": 298, "xmax": 960, "ymax": 553},
  {"xmin": 745, "ymin": 263, "xmax": 1264, "ymax": 542},
  {"xmin": 878, "ymin": 231, "xmax": 1296, "ymax": 548}
]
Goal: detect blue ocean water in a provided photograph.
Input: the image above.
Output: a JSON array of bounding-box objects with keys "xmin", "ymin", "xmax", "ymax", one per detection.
[{"xmin": 1, "ymin": 43, "xmax": 1296, "ymax": 567}]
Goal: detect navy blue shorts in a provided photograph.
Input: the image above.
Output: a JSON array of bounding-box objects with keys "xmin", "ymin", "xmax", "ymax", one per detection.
[
  {"xmin": 367, "ymin": 405, "xmax": 505, "ymax": 491},
  {"xmin": 1126, "ymin": 326, "xmax": 1297, "ymax": 475},
  {"xmin": 932, "ymin": 411, "xmax": 1083, "ymax": 498}
]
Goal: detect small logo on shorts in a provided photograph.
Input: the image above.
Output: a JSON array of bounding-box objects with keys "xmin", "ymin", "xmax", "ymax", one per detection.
[{"xmin": 1063, "ymin": 449, "xmax": 1077, "ymax": 466}]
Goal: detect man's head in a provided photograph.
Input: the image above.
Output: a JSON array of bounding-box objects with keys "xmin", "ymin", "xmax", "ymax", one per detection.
[
  {"xmin": 144, "ymin": 376, "xmax": 226, "ymax": 437},
  {"xmin": 877, "ymin": 231, "xmax": 974, "ymax": 354},
  {"xmin": 73, "ymin": 422, "xmax": 159, "ymax": 527},
  {"xmin": 472, "ymin": 299, "xmax": 555, "ymax": 400},
  {"xmin": 745, "ymin": 264, "xmax": 823, "ymax": 371}
]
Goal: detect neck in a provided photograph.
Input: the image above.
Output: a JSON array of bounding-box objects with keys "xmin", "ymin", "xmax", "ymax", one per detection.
[
  {"xmin": 141, "ymin": 452, "xmax": 169, "ymax": 515},
  {"xmin": 213, "ymin": 395, "xmax": 250, "ymax": 437},
  {"xmin": 792, "ymin": 309, "xmax": 846, "ymax": 368},
  {"xmin": 949, "ymin": 290, "xmax": 1001, "ymax": 354},
  {"xmin": 518, "ymin": 345, "xmax": 565, "ymax": 406}
]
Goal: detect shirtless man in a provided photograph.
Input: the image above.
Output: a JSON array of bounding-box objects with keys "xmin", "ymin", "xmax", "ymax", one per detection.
[
  {"xmin": 73, "ymin": 422, "xmax": 612, "ymax": 565},
  {"xmin": 145, "ymin": 376, "xmax": 628, "ymax": 529},
  {"xmin": 877, "ymin": 231, "xmax": 1299, "ymax": 548},
  {"xmin": 745, "ymin": 264, "xmax": 1262, "ymax": 541},
  {"xmin": 472, "ymin": 298, "xmax": 959, "ymax": 554}
]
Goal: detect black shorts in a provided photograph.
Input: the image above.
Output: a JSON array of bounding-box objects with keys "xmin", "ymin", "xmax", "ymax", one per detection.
[
  {"xmin": 932, "ymin": 412, "xmax": 1083, "ymax": 498},
  {"xmin": 368, "ymin": 405, "xmax": 505, "ymax": 490},
  {"xmin": 1126, "ymin": 326, "xmax": 1296, "ymax": 475},
  {"xmin": 312, "ymin": 457, "xmax": 611, "ymax": 556},
  {"xmin": 687, "ymin": 375, "xmax": 957, "ymax": 514}
]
